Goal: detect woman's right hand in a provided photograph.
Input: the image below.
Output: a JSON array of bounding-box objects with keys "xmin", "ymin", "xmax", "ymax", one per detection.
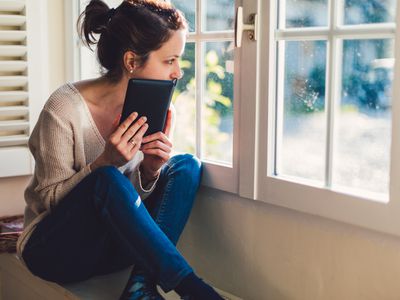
[{"xmin": 90, "ymin": 112, "xmax": 148, "ymax": 170}]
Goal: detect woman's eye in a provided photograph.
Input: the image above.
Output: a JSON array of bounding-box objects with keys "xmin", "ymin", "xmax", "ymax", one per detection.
[{"xmin": 167, "ymin": 59, "xmax": 175, "ymax": 65}]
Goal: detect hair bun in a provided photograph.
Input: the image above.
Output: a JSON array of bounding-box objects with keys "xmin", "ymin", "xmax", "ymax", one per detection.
[{"xmin": 106, "ymin": 8, "xmax": 116, "ymax": 22}]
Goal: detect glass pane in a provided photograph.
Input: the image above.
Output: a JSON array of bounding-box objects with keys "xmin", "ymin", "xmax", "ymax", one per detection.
[
  {"xmin": 276, "ymin": 40, "xmax": 327, "ymax": 181},
  {"xmin": 344, "ymin": 0, "xmax": 397, "ymax": 25},
  {"xmin": 204, "ymin": 0, "xmax": 235, "ymax": 32},
  {"xmin": 202, "ymin": 41, "xmax": 234, "ymax": 164},
  {"xmin": 172, "ymin": 0, "xmax": 195, "ymax": 32},
  {"xmin": 284, "ymin": 0, "xmax": 328, "ymax": 28},
  {"xmin": 172, "ymin": 43, "xmax": 196, "ymax": 155},
  {"xmin": 333, "ymin": 39, "xmax": 393, "ymax": 194}
]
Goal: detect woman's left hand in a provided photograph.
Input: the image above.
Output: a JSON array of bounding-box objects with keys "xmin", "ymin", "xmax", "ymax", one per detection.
[{"xmin": 140, "ymin": 108, "xmax": 174, "ymax": 180}]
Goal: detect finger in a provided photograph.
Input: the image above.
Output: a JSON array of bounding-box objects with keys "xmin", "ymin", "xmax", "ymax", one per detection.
[
  {"xmin": 142, "ymin": 148, "xmax": 170, "ymax": 161},
  {"xmin": 129, "ymin": 123, "xmax": 148, "ymax": 153},
  {"xmin": 132, "ymin": 121, "xmax": 149, "ymax": 143},
  {"xmin": 163, "ymin": 109, "xmax": 172, "ymax": 137},
  {"xmin": 113, "ymin": 112, "xmax": 138, "ymax": 139},
  {"xmin": 140, "ymin": 140, "xmax": 171, "ymax": 153},
  {"xmin": 121, "ymin": 116, "xmax": 147, "ymax": 144},
  {"xmin": 127, "ymin": 138, "xmax": 139, "ymax": 152},
  {"xmin": 142, "ymin": 132, "xmax": 172, "ymax": 147}
]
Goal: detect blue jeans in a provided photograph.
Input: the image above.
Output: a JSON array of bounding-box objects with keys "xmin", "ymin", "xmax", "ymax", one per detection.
[{"xmin": 21, "ymin": 154, "xmax": 202, "ymax": 292}]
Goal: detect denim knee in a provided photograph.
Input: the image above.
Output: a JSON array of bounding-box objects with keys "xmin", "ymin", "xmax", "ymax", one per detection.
[
  {"xmin": 167, "ymin": 154, "xmax": 202, "ymax": 182},
  {"xmin": 90, "ymin": 165, "xmax": 140, "ymax": 208},
  {"xmin": 91, "ymin": 165, "xmax": 131, "ymax": 186},
  {"xmin": 91, "ymin": 165, "xmax": 121, "ymax": 180}
]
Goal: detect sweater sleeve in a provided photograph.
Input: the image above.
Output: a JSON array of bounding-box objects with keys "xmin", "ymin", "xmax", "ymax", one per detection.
[{"xmin": 30, "ymin": 108, "xmax": 91, "ymax": 212}]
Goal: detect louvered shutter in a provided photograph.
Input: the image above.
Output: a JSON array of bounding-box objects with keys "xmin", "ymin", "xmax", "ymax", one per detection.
[{"xmin": 0, "ymin": 1, "xmax": 32, "ymax": 177}]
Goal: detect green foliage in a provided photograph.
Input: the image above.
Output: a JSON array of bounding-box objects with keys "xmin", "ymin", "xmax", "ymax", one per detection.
[{"xmin": 172, "ymin": 43, "xmax": 234, "ymax": 161}]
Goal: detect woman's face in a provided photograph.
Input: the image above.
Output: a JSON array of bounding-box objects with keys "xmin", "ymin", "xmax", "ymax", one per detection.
[{"xmin": 133, "ymin": 29, "xmax": 187, "ymax": 81}]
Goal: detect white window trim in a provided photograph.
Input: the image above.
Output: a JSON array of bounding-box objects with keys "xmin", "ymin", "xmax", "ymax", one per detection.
[
  {"xmin": 237, "ymin": 1, "xmax": 259, "ymax": 200},
  {"xmin": 64, "ymin": 1, "xmax": 80, "ymax": 83},
  {"xmin": 65, "ymin": 0, "xmax": 242, "ymax": 194},
  {"xmin": 186, "ymin": 0, "xmax": 239, "ymax": 193},
  {"xmin": 254, "ymin": 0, "xmax": 400, "ymax": 236}
]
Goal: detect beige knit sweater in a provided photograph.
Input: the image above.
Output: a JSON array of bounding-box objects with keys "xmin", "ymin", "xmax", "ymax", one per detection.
[{"xmin": 16, "ymin": 83, "xmax": 158, "ymax": 265}]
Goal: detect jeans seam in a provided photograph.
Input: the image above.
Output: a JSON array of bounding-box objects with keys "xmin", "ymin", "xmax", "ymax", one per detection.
[{"xmin": 154, "ymin": 178, "xmax": 174, "ymax": 228}]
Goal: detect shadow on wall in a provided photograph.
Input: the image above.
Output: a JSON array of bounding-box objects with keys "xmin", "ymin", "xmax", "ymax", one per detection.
[{"xmin": 178, "ymin": 186, "xmax": 287, "ymax": 300}]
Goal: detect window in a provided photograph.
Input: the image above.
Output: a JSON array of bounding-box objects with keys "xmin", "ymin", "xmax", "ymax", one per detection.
[
  {"xmin": 70, "ymin": 0, "xmax": 239, "ymax": 193},
  {"xmin": 0, "ymin": 1, "xmax": 48, "ymax": 177},
  {"xmin": 256, "ymin": 0, "xmax": 400, "ymax": 235}
]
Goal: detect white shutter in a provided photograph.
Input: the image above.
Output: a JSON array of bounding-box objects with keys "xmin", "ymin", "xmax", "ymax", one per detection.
[{"xmin": 0, "ymin": 0, "xmax": 31, "ymax": 177}]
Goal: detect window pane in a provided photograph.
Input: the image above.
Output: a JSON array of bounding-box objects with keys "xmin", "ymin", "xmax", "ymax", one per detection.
[
  {"xmin": 172, "ymin": 0, "xmax": 195, "ymax": 32},
  {"xmin": 204, "ymin": 0, "xmax": 235, "ymax": 32},
  {"xmin": 284, "ymin": 0, "xmax": 328, "ymax": 28},
  {"xmin": 276, "ymin": 40, "xmax": 327, "ymax": 181},
  {"xmin": 333, "ymin": 39, "xmax": 393, "ymax": 194},
  {"xmin": 172, "ymin": 43, "xmax": 196, "ymax": 155},
  {"xmin": 344, "ymin": 0, "xmax": 397, "ymax": 25},
  {"xmin": 202, "ymin": 41, "xmax": 234, "ymax": 164}
]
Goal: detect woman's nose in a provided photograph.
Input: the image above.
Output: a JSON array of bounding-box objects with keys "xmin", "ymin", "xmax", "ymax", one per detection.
[{"xmin": 171, "ymin": 68, "xmax": 184, "ymax": 80}]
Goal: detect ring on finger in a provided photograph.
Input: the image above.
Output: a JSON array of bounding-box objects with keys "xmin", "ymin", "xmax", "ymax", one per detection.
[{"xmin": 129, "ymin": 138, "xmax": 137, "ymax": 147}]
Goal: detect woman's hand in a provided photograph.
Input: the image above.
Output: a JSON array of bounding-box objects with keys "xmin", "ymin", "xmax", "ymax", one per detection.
[
  {"xmin": 91, "ymin": 112, "xmax": 148, "ymax": 170},
  {"xmin": 140, "ymin": 108, "xmax": 174, "ymax": 179}
]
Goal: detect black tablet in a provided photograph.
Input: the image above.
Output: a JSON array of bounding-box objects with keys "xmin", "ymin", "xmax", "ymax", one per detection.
[{"xmin": 120, "ymin": 78, "xmax": 177, "ymax": 137}]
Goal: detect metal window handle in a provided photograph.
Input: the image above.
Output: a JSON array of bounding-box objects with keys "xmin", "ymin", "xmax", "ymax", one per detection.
[{"xmin": 235, "ymin": 6, "xmax": 257, "ymax": 48}]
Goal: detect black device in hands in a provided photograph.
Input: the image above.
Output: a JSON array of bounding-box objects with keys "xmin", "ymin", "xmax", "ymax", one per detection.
[{"xmin": 120, "ymin": 78, "xmax": 177, "ymax": 137}]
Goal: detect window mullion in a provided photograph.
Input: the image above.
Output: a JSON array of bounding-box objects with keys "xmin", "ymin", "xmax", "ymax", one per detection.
[
  {"xmin": 325, "ymin": 0, "xmax": 337, "ymax": 186},
  {"xmin": 195, "ymin": 41, "xmax": 203, "ymax": 159},
  {"xmin": 187, "ymin": 32, "xmax": 234, "ymax": 41},
  {"xmin": 389, "ymin": 0, "xmax": 400, "ymax": 201},
  {"xmin": 274, "ymin": 41, "xmax": 285, "ymax": 176},
  {"xmin": 197, "ymin": 0, "xmax": 202, "ymax": 34},
  {"xmin": 276, "ymin": 27, "xmax": 395, "ymax": 41}
]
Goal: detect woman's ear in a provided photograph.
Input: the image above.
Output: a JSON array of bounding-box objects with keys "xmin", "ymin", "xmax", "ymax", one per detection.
[{"xmin": 123, "ymin": 50, "xmax": 137, "ymax": 74}]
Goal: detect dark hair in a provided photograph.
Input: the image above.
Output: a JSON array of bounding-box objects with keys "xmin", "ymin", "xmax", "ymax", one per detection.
[{"xmin": 77, "ymin": 0, "xmax": 187, "ymax": 82}]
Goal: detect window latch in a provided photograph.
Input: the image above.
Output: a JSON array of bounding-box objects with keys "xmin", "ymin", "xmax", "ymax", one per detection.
[{"xmin": 235, "ymin": 6, "xmax": 257, "ymax": 48}]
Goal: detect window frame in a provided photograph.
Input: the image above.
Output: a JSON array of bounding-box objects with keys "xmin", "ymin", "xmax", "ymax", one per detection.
[{"xmin": 255, "ymin": 0, "xmax": 400, "ymax": 236}]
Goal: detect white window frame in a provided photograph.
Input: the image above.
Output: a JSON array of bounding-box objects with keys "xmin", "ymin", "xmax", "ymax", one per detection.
[
  {"xmin": 255, "ymin": 0, "xmax": 400, "ymax": 236},
  {"xmin": 0, "ymin": 0, "xmax": 49, "ymax": 178},
  {"xmin": 185, "ymin": 0, "xmax": 239, "ymax": 194},
  {"xmin": 65, "ymin": 0, "xmax": 243, "ymax": 194}
]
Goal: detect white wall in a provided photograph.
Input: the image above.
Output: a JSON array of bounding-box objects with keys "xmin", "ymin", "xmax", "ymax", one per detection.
[
  {"xmin": 2, "ymin": 1, "xmax": 400, "ymax": 299},
  {"xmin": 179, "ymin": 187, "xmax": 400, "ymax": 299},
  {"xmin": 0, "ymin": 176, "xmax": 31, "ymax": 216}
]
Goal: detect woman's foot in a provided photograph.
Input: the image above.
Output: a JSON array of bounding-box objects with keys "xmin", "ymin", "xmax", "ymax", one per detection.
[
  {"xmin": 119, "ymin": 267, "xmax": 165, "ymax": 300},
  {"xmin": 175, "ymin": 272, "xmax": 224, "ymax": 300}
]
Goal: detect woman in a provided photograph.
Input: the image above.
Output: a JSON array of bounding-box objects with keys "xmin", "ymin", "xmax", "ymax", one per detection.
[{"xmin": 16, "ymin": 1, "xmax": 223, "ymax": 299}]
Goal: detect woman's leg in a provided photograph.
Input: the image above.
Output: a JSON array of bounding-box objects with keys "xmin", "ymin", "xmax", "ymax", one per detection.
[
  {"xmin": 119, "ymin": 154, "xmax": 202, "ymax": 298},
  {"xmin": 22, "ymin": 166, "xmax": 193, "ymax": 291},
  {"xmin": 145, "ymin": 153, "xmax": 202, "ymax": 245}
]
